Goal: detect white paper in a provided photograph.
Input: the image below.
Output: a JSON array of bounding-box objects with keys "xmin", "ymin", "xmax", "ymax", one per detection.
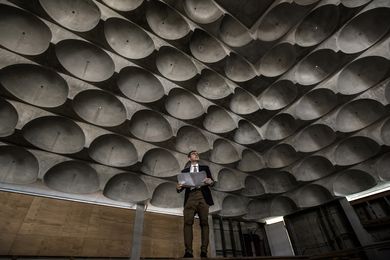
[{"xmin": 177, "ymin": 171, "xmax": 207, "ymax": 187}]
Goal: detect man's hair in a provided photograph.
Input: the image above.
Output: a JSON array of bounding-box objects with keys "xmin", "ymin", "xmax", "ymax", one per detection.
[{"xmin": 187, "ymin": 150, "xmax": 197, "ymax": 157}]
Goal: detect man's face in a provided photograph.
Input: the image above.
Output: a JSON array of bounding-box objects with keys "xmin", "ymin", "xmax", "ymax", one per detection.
[{"xmin": 189, "ymin": 151, "xmax": 199, "ymax": 162}]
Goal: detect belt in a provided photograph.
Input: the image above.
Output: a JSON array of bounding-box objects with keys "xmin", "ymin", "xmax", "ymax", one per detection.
[{"xmin": 190, "ymin": 187, "xmax": 202, "ymax": 192}]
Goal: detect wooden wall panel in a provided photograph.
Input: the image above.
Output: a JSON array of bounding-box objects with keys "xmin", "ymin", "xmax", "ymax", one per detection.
[
  {"xmin": 0, "ymin": 192, "xmax": 32, "ymax": 254},
  {"xmin": 141, "ymin": 212, "xmax": 205, "ymax": 258},
  {"xmin": 0, "ymin": 191, "xmax": 203, "ymax": 258},
  {"xmin": 0, "ymin": 191, "xmax": 134, "ymax": 257}
]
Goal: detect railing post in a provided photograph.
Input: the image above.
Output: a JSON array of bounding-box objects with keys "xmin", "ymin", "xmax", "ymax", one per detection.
[
  {"xmin": 130, "ymin": 204, "xmax": 145, "ymax": 260},
  {"xmin": 208, "ymin": 214, "xmax": 217, "ymax": 257}
]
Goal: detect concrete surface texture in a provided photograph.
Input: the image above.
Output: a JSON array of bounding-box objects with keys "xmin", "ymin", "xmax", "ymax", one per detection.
[{"xmin": 0, "ymin": 0, "xmax": 390, "ymax": 221}]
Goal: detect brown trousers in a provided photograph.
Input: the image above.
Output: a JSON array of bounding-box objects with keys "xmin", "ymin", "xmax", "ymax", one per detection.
[{"xmin": 183, "ymin": 189, "xmax": 209, "ymax": 254}]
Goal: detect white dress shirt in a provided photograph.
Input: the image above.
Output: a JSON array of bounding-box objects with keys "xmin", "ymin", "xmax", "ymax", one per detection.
[{"xmin": 190, "ymin": 163, "xmax": 199, "ymax": 173}]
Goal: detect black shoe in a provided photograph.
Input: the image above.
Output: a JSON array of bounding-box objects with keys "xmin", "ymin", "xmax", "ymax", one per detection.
[
  {"xmin": 200, "ymin": 251, "xmax": 207, "ymax": 258},
  {"xmin": 183, "ymin": 251, "xmax": 193, "ymax": 258}
]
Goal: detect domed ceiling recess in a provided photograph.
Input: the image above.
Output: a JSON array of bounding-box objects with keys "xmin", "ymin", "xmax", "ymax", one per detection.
[{"xmin": 0, "ymin": 0, "xmax": 389, "ymax": 220}]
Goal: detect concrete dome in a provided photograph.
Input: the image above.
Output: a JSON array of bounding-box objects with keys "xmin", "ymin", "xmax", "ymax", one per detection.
[
  {"xmin": 101, "ymin": 0, "xmax": 143, "ymax": 11},
  {"xmin": 0, "ymin": 64, "xmax": 68, "ymax": 108},
  {"xmin": 0, "ymin": 4, "xmax": 51, "ymax": 55},
  {"xmin": 44, "ymin": 160, "xmax": 99, "ymax": 194},
  {"xmin": 146, "ymin": 0, "xmax": 190, "ymax": 40},
  {"xmin": 0, "ymin": 146, "xmax": 39, "ymax": 184},
  {"xmin": 337, "ymin": 8, "xmax": 390, "ymax": 54},
  {"xmin": 39, "ymin": 0, "xmax": 100, "ymax": 32},
  {"xmin": 104, "ymin": 18, "xmax": 154, "ymax": 59},
  {"xmin": 104, "ymin": 173, "xmax": 149, "ymax": 203},
  {"xmin": 0, "ymin": 98, "xmax": 18, "ymax": 137},
  {"xmin": 22, "ymin": 116, "xmax": 85, "ymax": 154},
  {"xmin": 88, "ymin": 134, "xmax": 138, "ymax": 167},
  {"xmin": 55, "ymin": 39, "xmax": 115, "ymax": 82}
]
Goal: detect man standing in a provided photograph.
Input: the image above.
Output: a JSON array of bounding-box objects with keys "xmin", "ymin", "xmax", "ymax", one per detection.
[{"xmin": 177, "ymin": 150, "xmax": 214, "ymax": 258}]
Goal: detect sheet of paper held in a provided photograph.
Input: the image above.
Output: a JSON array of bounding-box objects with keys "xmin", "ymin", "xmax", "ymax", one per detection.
[{"xmin": 177, "ymin": 171, "xmax": 207, "ymax": 187}]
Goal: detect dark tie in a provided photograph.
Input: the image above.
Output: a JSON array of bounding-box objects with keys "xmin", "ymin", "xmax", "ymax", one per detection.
[{"xmin": 193, "ymin": 166, "xmax": 198, "ymax": 172}]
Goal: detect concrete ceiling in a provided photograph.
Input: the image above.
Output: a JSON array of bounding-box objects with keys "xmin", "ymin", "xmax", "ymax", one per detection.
[{"xmin": 0, "ymin": 0, "xmax": 390, "ymax": 220}]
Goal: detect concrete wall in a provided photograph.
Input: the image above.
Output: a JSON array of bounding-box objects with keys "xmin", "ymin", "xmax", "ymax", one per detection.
[{"xmin": 265, "ymin": 221, "xmax": 294, "ymax": 256}]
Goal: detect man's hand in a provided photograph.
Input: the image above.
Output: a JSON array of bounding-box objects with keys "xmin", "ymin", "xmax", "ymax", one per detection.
[
  {"xmin": 203, "ymin": 178, "xmax": 214, "ymax": 185},
  {"xmin": 176, "ymin": 183, "xmax": 183, "ymax": 190}
]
